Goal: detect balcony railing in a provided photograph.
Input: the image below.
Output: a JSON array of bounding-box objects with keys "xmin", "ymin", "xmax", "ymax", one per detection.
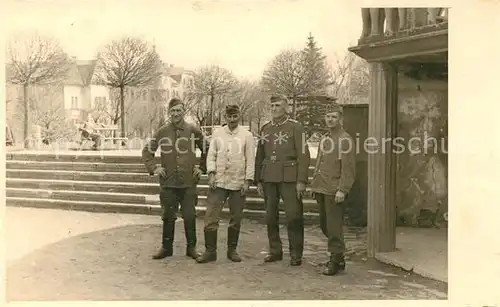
[{"xmin": 358, "ymin": 8, "xmax": 448, "ymax": 44}]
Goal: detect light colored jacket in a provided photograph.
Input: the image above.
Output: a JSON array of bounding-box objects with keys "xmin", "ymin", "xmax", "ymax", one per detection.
[{"xmin": 206, "ymin": 125, "xmax": 256, "ymax": 191}]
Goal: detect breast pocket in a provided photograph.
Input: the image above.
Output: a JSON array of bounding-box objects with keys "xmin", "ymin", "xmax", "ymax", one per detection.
[{"xmin": 283, "ymin": 161, "xmax": 298, "ymax": 182}]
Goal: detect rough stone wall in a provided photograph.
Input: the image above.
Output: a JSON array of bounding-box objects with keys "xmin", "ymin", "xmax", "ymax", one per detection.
[{"xmin": 396, "ymin": 73, "xmax": 448, "ymax": 227}]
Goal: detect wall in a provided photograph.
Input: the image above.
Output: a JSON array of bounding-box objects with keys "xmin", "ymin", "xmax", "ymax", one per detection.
[
  {"xmin": 5, "ymin": 83, "xmax": 24, "ymax": 142},
  {"xmin": 89, "ymin": 85, "xmax": 110, "ymax": 110},
  {"xmin": 63, "ymin": 85, "xmax": 83, "ymax": 109},
  {"xmin": 396, "ymin": 73, "xmax": 448, "ymax": 227}
]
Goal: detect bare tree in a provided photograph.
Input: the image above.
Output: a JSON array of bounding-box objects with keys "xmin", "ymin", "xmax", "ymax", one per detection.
[
  {"xmin": 328, "ymin": 52, "xmax": 370, "ymax": 103},
  {"xmin": 29, "ymin": 84, "xmax": 74, "ymax": 144},
  {"xmin": 6, "ymin": 32, "xmax": 70, "ymax": 145},
  {"xmin": 229, "ymin": 80, "xmax": 267, "ymax": 125},
  {"xmin": 185, "ymin": 65, "xmax": 237, "ymax": 126},
  {"xmin": 93, "ymin": 37, "xmax": 163, "ymax": 137},
  {"xmin": 127, "ymin": 89, "xmax": 167, "ymax": 137},
  {"xmin": 261, "ymin": 49, "xmax": 312, "ymax": 118},
  {"xmin": 93, "ymin": 87, "xmax": 135, "ymax": 129},
  {"xmin": 247, "ymin": 98, "xmax": 271, "ymax": 133}
]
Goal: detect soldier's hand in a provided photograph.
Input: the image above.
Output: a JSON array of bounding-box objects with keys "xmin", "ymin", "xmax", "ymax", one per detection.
[
  {"xmin": 193, "ymin": 166, "xmax": 202, "ymax": 179},
  {"xmin": 208, "ymin": 173, "xmax": 217, "ymax": 190},
  {"xmin": 240, "ymin": 181, "xmax": 250, "ymax": 196},
  {"xmin": 256, "ymin": 182, "xmax": 264, "ymax": 197},
  {"xmin": 335, "ymin": 190, "xmax": 346, "ymax": 203},
  {"xmin": 310, "ymin": 191, "xmax": 316, "ymax": 199},
  {"xmin": 296, "ymin": 182, "xmax": 306, "ymax": 198},
  {"xmin": 153, "ymin": 166, "xmax": 166, "ymax": 178}
]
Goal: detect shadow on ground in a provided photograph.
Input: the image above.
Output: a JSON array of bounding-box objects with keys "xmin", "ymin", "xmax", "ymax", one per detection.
[{"xmin": 7, "ymin": 221, "xmax": 448, "ymax": 300}]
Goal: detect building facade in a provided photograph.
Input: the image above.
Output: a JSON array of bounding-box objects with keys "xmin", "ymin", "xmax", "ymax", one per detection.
[{"xmin": 348, "ymin": 8, "xmax": 448, "ymax": 256}]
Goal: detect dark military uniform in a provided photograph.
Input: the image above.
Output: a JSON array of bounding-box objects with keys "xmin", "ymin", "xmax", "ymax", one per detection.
[
  {"xmin": 254, "ymin": 114, "xmax": 311, "ymax": 263},
  {"xmin": 142, "ymin": 119, "xmax": 207, "ymax": 259},
  {"xmin": 310, "ymin": 124, "xmax": 356, "ymax": 274}
]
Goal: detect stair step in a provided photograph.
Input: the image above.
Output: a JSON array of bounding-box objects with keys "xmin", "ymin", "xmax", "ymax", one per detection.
[
  {"xmin": 5, "ymin": 197, "xmax": 320, "ymax": 225},
  {"xmin": 5, "ymin": 152, "xmax": 161, "ymax": 164},
  {"xmin": 5, "ymin": 186, "xmax": 318, "ymax": 212},
  {"xmin": 6, "ymin": 160, "xmax": 149, "ymax": 173},
  {"xmin": 6, "ymin": 178, "xmax": 159, "ymax": 194},
  {"xmin": 5, "ymin": 160, "xmax": 317, "ymax": 176},
  {"xmin": 5, "ymin": 177, "xmax": 315, "ymax": 201},
  {"xmin": 6, "ymin": 188, "xmax": 147, "ymax": 204},
  {"xmin": 7, "ymin": 169, "xmax": 157, "ymax": 183}
]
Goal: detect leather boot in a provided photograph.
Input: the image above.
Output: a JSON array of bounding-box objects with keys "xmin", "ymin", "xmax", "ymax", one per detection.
[
  {"xmin": 196, "ymin": 230, "xmax": 217, "ymax": 263},
  {"xmin": 263, "ymin": 252, "xmax": 283, "ymax": 262},
  {"xmin": 152, "ymin": 221, "xmax": 174, "ymax": 259},
  {"xmin": 227, "ymin": 227, "xmax": 242, "ymax": 262},
  {"xmin": 184, "ymin": 219, "xmax": 201, "ymax": 259},
  {"xmin": 323, "ymin": 253, "xmax": 345, "ymax": 276}
]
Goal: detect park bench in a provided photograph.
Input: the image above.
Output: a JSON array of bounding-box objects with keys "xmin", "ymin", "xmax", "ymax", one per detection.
[{"xmin": 77, "ymin": 125, "xmax": 128, "ymax": 150}]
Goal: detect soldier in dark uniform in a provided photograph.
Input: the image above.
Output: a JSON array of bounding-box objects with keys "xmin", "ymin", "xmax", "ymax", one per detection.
[
  {"xmin": 142, "ymin": 98, "xmax": 208, "ymax": 260},
  {"xmin": 310, "ymin": 104, "xmax": 356, "ymax": 275},
  {"xmin": 254, "ymin": 95, "xmax": 311, "ymax": 266}
]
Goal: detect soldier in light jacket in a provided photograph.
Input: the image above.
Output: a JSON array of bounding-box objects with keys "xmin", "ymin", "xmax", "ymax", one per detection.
[{"xmin": 196, "ymin": 105, "xmax": 256, "ymax": 263}]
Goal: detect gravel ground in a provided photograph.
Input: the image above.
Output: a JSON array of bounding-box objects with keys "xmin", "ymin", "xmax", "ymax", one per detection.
[{"xmin": 5, "ymin": 207, "xmax": 448, "ymax": 300}]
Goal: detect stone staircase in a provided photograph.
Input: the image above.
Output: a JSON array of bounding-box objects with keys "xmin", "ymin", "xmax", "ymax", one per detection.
[{"xmin": 5, "ymin": 151, "xmax": 321, "ymax": 224}]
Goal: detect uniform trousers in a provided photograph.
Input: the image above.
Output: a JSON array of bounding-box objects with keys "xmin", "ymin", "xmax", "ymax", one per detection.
[
  {"xmin": 263, "ymin": 182, "xmax": 304, "ymax": 258},
  {"xmin": 159, "ymin": 186, "xmax": 198, "ymax": 248},
  {"xmin": 203, "ymin": 187, "xmax": 245, "ymax": 233},
  {"xmin": 314, "ymin": 192, "xmax": 345, "ymax": 254}
]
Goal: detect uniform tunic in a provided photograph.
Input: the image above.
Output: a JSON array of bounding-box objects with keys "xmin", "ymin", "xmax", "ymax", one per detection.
[{"xmin": 310, "ymin": 127, "xmax": 356, "ymax": 195}]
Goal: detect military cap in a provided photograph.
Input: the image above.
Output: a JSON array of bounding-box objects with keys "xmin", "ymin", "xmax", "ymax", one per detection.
[
  {"xmin": 168, "ymin": 98, "xmax": 184, "ymax": 110},
  {"xmin": 225, "ymin": 104, "xmax": 240, "ymax": 115},
  {"xmin": 270, "ymin": 95, "xmax": 287, "ymax": 103},
  {"xmin": 324, "ymin": 103, "xmax": 343, "ymax": 115}
]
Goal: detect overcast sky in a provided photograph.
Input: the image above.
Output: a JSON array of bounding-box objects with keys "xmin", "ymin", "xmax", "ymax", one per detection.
[{"xmin": 3, "ymin": 0, "xmax": 362, "ymax": 80}]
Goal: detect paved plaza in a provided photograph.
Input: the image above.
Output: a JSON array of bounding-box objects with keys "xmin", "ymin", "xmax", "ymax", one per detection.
[{"xmin": 5, "ymin": 207, "xmax": 447, "ymax": 300}]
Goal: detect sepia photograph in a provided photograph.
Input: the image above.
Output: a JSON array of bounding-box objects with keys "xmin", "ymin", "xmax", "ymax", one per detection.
[{"xmin": 3, "ymin": 0, "xmax": 456, "ymax": 302}]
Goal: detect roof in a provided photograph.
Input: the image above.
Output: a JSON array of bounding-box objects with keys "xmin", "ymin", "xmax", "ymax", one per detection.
[
  {"xmin": 163, "ymin": 64, "xmax": 193, "ymax": 84},
  {"xmin": 76, "ymin": 60, "xmax": 97, "ymax": 85}
]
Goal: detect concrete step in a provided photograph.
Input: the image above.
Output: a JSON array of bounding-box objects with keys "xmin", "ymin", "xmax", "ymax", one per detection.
[
  {"xmin": 6, "ymin": 178, "xmax": 160, "ymax": 195},
  {"xmin": 6, "ymin": 197, "xmax": 320, "ymax": 225},
  {"xmin": 5, "ymin": 160, "xmax": 317, "ymax": 177},
  {"xmin": 5, "ymin": 186, "xmax": 318, "ymax": 212},
  {"xmin": 6, "ymin": 188, "xmax": 147, "ymax": 204},
  {"xmin": 5, "ymin": 170, "xmax": 316, "ymax": 199},
  {"xmin": 6, "ymin": 152, "xmax": 317, "ymax": 166},
  {"xmin": 5, "ymin": 152, "xmax": 153, "ymax": 164},
  {"xmin": 6, "ymin": 160, "xmax": 149, "ymax": 173},
  {"xmin": 7, "ymin": 169, "xmax": 157, "ymax": 183}
]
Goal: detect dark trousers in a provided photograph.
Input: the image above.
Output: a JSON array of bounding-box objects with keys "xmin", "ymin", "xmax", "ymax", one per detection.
[
  {"xmin": 89, "ymin": 133, "xmax": 102, "ymax": 149},
  {"xmin": 204, "ymin": 187, "xmax": 245, "ymax": 233},
  {"xmin": 263, "ymin": 182, "xmax": 304, "ymax": 258},
  {"xmin": 159, "ymin": 186, "xmax": 198, "ymax": 247},
  {"xmin": 314, "ymin": 193, "xmax": 345, "ymax": 254}
]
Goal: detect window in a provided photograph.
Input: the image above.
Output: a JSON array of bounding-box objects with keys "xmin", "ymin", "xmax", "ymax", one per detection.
[
  {"xmin": 71, "ymin": 96, "xmax": 78, "ymax": 109},
  {"xmin": 142, "ymin": 90, "xmax": 148, "ymax": 100}
]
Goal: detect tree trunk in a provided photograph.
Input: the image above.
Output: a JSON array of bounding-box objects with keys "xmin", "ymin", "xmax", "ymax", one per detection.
[
  {"xmin": 23, "ymin": 84, "xmax": 29, "ymax": 148},
  {"xmin": 292, "ymin": 97, "xmax": 297, "ymax": 119},
  {"xmin": 113, "ymin": 118, "xmax": 119, "ymax": 144},
  {"xmin": 120, "ymin": 86, "xmax": 126, "ymax": 138},
  {"xmin": 209, "ymin": 94, "xmax": 215, "ymax": 127}
]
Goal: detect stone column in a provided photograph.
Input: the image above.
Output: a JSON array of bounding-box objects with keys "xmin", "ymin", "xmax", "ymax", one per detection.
[{"xmin": 366, "ymin": 62, "xmax": 398, "ymax": 257}]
